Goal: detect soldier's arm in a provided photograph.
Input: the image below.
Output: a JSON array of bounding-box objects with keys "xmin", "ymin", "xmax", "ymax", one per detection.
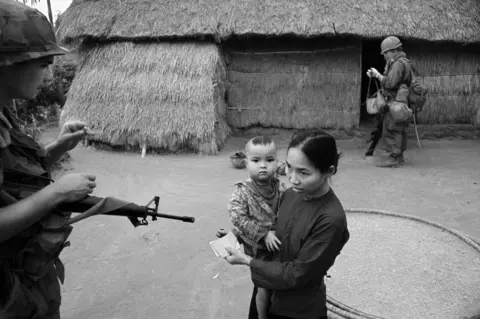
[
  {"xmin": 44, "ymin": 140, "xmax": 69, "ymax": 169},
  {"xmin": 0, "ymin": 185, "xmax": 64, "ymax": 243},
  {"xmin": 379, "ymin": 61, "xmax": 405, "ymax": 90},
  {"xmin": 44, "ymin": 121, "xmax": 88, "ymax": 169}
]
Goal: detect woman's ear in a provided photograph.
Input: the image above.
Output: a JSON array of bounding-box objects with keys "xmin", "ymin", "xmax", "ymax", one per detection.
[{"xmin": 327, "ymin": 165, "xmax": 337, "ymax": 176}]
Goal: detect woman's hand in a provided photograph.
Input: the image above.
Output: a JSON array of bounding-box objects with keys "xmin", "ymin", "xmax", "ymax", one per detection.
[
  {"xmin": 51, "ymin": 173, "xmax": 97, "ymax": 203},
  {"xmin": 264, "ymin": 231, "xmax": 281, "ymax": 251},
  {"xmin": 224, "ymin": 246, "xmax": 252, "ymax": 266},
  {"xmin": 57, "ymin": 120, "xmax": 90, "ymax": 151},
  {"xmin": 366, "ymin": 68, "xmax": 380, "ymax": 78}
]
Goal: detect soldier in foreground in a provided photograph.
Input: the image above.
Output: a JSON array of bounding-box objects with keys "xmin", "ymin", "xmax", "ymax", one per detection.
[{"xmin": 0, "ymin": 0, "xmax": 96, "ymax": 317}]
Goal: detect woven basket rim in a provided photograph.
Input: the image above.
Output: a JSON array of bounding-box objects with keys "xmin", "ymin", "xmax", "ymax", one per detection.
[
  {"xmin": 326, "ymin": 208, "xmax": 480, "ymax": 319},
  {"xmin": 345, "ymin": 208, "xmax": 480, "ymax": 250}
]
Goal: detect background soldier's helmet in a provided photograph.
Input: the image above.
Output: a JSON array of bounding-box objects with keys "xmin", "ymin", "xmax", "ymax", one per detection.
[
  {"xmin": 0, "ymin": 0, "xmax": 67, "ymax": 66},
  {"xmin": 380, "ymin": 36, "xmax": 403, "ymax": 54}
]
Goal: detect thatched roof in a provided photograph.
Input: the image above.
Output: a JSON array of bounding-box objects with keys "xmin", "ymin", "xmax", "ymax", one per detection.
[
  {"xmin": 57, "ymin": 0, "xmax": 480, "ymax": 44},
  {"xmin": 59, "ymin": 42, "xmax": 229, "ymax": 154}
]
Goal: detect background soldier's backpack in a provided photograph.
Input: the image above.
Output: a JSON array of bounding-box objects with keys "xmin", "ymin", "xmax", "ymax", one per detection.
[{"xmin": 399, "ymin": 58, "xmax": 428, "ymax": 113}]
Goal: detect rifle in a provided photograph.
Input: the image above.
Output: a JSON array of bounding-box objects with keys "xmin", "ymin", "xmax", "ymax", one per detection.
[
  {"xmin": 412, "ymin": 111, "xmax": 422, "ymax": 149},
  {"xmin": 57, "ymin": 195, "xmax": 196, "ymax": 227},
  {"xmin": 365, "ymin": 112, "xmax": 384, "ymax": 156},
  {"xmin": 1, "ymin": 177, "xmax": 195, "ymax": 227}
]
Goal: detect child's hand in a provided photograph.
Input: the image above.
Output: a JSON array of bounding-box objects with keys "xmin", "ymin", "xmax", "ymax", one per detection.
[
  {"xmin": 216, "ymin": 228, "xmax": 228, "ymax": 238},
  {"xmin": 264, "ymin": 231, "xmax": 281, "ymax": 251}
]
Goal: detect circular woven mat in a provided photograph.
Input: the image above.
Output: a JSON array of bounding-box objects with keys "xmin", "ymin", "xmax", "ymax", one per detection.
[{"xmin": 326, "ymin": 209, "xmax": 480, "ymax": 319}]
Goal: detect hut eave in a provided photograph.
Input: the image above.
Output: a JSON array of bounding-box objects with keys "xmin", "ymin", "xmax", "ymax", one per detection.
[{"xmin": 57, "ymin": 0, "xmax": 480, "ymax": 45}]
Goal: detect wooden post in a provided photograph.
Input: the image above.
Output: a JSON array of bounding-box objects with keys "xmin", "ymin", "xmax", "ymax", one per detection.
[
  {"xmin": 357, "ymin": 40, "xmax": 363, "ymax": 128},
  {"xmin": 141, "ymin": 143, "xmax": 147, "ymax": 158}
]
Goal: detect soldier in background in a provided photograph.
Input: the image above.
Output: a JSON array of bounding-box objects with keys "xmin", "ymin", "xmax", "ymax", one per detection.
[
  {"xmin": 366, "ymin": 36, "xmax": 412, "ymax": 168},
  {"xmin": 0, "ymin": 1, "xmax": 96, "ymax": 317}
]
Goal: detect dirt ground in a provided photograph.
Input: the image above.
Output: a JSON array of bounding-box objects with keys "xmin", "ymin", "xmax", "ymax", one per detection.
[{"xmin": 41, "ymin": 129, "xmax": 480, "ymax": 319}]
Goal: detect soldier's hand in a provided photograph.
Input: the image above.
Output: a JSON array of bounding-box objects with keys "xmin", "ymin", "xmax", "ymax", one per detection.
[
  {"xmin": 367, "ymin": 68, "xmax": 380, "ymax": 78},
  {"xmin": 57, "ymin": 120, "xmax": 90, "ymax": 151},
  {"xmin": 53, "ymin": 173, "xmax": 97, "ymax": 203}
]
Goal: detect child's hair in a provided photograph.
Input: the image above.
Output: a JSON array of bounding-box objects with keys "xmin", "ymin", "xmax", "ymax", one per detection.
[
  {"xmin": 288, "ymin": 130, "xmax": 341, "ymax": 174},
  {"xmin": 245, "ymin": 136, "xmax": 276, "ymax": 152}
]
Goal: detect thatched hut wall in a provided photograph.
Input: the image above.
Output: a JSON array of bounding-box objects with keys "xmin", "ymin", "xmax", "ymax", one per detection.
[
  {"xmin": 224, "ymin": 37, "xmax": 362, "ymax": 130},
  {"xmin": 60, "ymin": 42, "xmax": 229, "ymax": 154},
  {"xmin": 404, "ymin": 41, "xmax": 480, "ymax": 125}
]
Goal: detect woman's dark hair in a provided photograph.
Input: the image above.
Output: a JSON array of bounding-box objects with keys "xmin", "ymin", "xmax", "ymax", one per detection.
[{"xmin": 288, "ymin": 130, "xmax": 342, "ymax": 174}]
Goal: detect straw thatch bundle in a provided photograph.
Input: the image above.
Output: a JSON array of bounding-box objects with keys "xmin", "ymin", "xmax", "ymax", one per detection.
[
  {"xmin": 60, "ymin": 42, "xmax": 229, "ymax": 154},
  {"xmin": 57, "ymin": 0, "xmax": 480, "ymax": 45},
  {"xmin": 226, "ymin": 46, "xmax": 360, "ymax": 130},
  {"xmin": 407, "ymin": 43, "xmax": 480, "ymax": 125}
]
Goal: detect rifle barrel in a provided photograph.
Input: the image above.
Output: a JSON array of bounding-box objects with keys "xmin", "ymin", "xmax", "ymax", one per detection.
[{"xmin": 153, "ymin": 212, "xmax": 195, "ymax": 223}]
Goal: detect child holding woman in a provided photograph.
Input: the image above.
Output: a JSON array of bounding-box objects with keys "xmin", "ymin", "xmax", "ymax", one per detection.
[
  {"xmin": 218, "ymin": 136, "xmax": 287, "ymax": 319},
  {"xmin": 223, "ymin": 130, "xmax": 350, "ymax": 319}
]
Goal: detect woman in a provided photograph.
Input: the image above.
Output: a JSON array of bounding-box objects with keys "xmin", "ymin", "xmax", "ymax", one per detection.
[
  {"xmin": 0, "ymin": 1, "xmax": 96, "ymax": 317},
  {"xmin": 224, "ymin": 130, "xmax": 350, "ymax": 319}
]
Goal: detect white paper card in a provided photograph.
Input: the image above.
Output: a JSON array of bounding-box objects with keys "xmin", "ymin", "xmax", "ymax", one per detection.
[{"xmin": 209, "ymin": 232, "xmax": 239, "ymax": 258}]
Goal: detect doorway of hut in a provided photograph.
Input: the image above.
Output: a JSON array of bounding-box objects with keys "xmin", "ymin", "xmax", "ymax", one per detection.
[{"xmin": 360, "ymin": 39, "xmax": 385, "ymax": 126}]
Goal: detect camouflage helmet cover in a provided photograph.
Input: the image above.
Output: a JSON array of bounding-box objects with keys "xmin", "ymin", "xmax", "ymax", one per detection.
[{"xmin": 0, "ymin": 0, "xmax": 67, "ymax": 66}]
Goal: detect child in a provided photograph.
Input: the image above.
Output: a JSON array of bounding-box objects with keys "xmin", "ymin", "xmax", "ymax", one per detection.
[{"xmin": 218, "ymin": 136, "xmax": 287, "ymax": 319}]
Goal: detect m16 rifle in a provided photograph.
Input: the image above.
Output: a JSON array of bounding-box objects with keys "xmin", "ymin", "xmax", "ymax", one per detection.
[
  {"xmin": 1, "ymin": 175, "xmax": 195, "ymax": 227},
  {"xmin": 58, "ymin": 195, "xmax": 195, "ymax": 227}
]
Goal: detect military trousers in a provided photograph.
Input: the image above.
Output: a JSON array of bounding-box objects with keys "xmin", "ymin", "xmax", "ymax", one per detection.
[
  {"xmin": 0, "ymin": 264, "xmax": 61, "ymax": 319},
  {"xmin": 381, "ymin": 110, "xmax": 407, "ymax": 157}
]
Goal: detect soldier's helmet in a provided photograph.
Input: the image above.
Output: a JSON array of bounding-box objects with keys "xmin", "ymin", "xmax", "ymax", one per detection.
[
  {"xmin": 0, "ymin": 0, "xmax": 67, "ymax": 67},
  {"xmin": 380, "ymin": 36, "xmax": 402, "ymax": 54}
]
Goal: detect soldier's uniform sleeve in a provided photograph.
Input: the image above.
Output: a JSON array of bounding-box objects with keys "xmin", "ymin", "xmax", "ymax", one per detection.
[
  {"xmin": 380, "ymin": 61, "xmax": 406, "ymax": 90},
  {"xmin": 0, "ymin": 154, "xmax": 9, "ymax": 306},
  {"xmin": 228, "ymin": 185, "xmax": 269, "ymax": 244},
  {"xmin": 0, "ymin": 152, "xmax": 3, "ymax": 186},
  {"xmin": 0, "ymin": 150, "xmax": 15, "ymax": 311}
]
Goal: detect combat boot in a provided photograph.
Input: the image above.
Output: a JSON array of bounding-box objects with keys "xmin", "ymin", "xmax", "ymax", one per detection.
[{"xmin": 376, "ymin": 155, "xmax": 401, "ymax": 168}]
